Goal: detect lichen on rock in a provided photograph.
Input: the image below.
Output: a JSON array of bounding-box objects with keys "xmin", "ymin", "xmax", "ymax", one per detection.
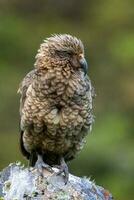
[{"xmin": 0, "ymin": 163, "xmax": 113, "ymax": 200}]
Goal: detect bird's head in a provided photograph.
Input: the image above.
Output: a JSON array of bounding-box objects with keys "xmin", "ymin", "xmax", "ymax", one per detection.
[{"xmin": 34, "ymin": 34, "xmax": 88, "ymax": 75}]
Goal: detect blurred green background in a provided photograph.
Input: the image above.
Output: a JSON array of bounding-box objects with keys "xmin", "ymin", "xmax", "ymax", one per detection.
[{"xmin": 0, "ymin": 0, "xmax": 133, "ymax": 199}]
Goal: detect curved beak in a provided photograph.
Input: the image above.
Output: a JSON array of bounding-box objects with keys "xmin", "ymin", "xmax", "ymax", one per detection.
[{"xmin": 79, "ymin": 57, "xmax": 88, "ymax": 75}]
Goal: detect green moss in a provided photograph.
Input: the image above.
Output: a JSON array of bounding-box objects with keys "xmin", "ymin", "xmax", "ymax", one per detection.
[
  {"xmin": 4, "ymin": 181, "xmax": 11, "ymax": 191},
  {"xmin": 55, "ymin": 191, "xmax": 69, "ymax": 200}
]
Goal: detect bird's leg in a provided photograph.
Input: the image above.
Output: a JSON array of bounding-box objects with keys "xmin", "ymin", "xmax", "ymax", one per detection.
[
  {"xmin": 28, "ymin": 150, "xmax": 37, "ymax": 167},
  {"xmin": 55, "ymin": 156, "xmax": 69, "ymax": 184},
  {"xmin": 35, "ymin": 154, "xmax": 53, "ymax": 174}
]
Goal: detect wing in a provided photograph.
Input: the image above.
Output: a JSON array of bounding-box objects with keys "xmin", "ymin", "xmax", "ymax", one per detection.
[
  {"xmin": 18, "ymin": 69, "xmax": 37, "ymax": 160},
  {"xmin": 18, "ymin": 69, "xmax": 37, "ymax": 114}
]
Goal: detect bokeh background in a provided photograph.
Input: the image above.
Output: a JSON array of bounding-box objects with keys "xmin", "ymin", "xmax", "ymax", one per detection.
[{"xmin": 0, "ymin": 0, "xmax": 133, "ymax": 199}]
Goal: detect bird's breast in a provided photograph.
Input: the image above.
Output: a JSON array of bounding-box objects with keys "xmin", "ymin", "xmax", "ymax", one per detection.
[{"xmin": 21, "ymin": 70, "xmax": 93, "ymax": 155}]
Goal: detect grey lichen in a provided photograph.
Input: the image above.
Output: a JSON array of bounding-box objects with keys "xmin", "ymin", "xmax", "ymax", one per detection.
[{"xmin": 0, "ymin": 163, "xmax": 114, "ymax": 200}]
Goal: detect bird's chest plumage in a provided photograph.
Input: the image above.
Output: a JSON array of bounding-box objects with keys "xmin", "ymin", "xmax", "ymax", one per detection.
[{"xmin": 21, "ymin": 70, "xmax": 93, "ymax": 155}]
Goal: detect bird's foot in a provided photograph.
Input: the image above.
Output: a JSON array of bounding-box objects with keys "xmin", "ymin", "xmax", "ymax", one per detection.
[
  {"xmin": 35, "ymin": 155, "xmax": 54, "ymax": 175},
  {"xmin": 54, "ymin": 157, "xmax": 69, "ymax": 184}
]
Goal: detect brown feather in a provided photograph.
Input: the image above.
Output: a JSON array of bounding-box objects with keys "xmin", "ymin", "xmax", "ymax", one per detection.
[{"xmin": 18, "ymin": 34, "xmax": 95, "ymax": 165}]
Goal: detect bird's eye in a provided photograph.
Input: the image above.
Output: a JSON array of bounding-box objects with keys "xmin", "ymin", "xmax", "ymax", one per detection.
[{"xmin": 55, "ymin": 50, "xmax": 72, "ymax": 58}]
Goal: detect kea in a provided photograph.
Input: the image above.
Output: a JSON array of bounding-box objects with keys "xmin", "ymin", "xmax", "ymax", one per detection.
[{"xmin": 18, "ymin": 34, "xmax": 95, "ymax": 183}]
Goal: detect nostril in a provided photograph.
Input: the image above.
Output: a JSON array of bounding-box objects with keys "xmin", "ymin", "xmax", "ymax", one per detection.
[{"xmin": 79, "ymin": 53, "xmax": 84, "ymax": 59}]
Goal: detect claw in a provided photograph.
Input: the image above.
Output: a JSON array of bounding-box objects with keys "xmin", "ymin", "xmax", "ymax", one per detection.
[
  {"xmin": 52, "ymin": 165, "xmax": 61, "ymax": 169},
  {"xmin": 35, "ymin": 155, "xmax": 54, "ymax": 175},
  {"xmin": 55, "ymin": 157, "xmax": 69, "ymax": 184}
]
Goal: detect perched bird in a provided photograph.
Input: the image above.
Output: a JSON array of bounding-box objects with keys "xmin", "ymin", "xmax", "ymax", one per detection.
[{"xmin": 18, "ymin": 34, "xmax": 94, "ymax": 183}]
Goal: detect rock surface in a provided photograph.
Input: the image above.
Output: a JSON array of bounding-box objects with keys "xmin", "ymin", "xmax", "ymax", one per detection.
[{"xmin": 0, "ymin": 163, "xmax": 114, "ymax": 200}]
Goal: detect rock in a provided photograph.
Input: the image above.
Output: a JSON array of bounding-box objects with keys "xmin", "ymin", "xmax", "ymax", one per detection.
[{"xmin": 0, "ymin": 162, "xmax": 114, "ymax": 200}]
